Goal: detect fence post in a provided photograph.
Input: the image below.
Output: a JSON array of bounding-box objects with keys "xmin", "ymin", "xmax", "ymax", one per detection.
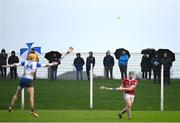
[
  {"xmin": 160, "ymin": 64, "xmax": 164, "ymax": 111},
  {"xmin": 21, "ymin": 88, "xmax": 24, "ymax": 110},
  {"xmin": 90, "ymin": 63, "xmax": 93, "ymax": 109}
]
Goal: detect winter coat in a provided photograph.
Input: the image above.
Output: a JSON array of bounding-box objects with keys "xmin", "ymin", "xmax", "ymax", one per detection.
[
  {"xmin": 118, "ymin": 54, "xmax": 129, "ymax": 66},
  {"xmin": 103, "ymin": 55, "xmax": 114, "ymax": 67},
  {"xmin": 0, "ymin": 53, "xmax": 8, "ymax": 66},
  {"xmin": 74, "ymin": 57, "xmax": 85, "ymax": 70},
  {"xmin": 140, "ymin": 56, "xmax": 149, "ymax": 72},
  {"xmin": 8, "ymin": 55, "xmax": 19, "ymax": 67},
  {"xmin": 150, "ymin": 57, "xmax": 161, "ymax": 69},
  {"xmin": 161, "ymin": 57, "xmax": 172, "ymax": 70},
  {"xmin": 49, "ymin": 57, "xmax": 60, "ymax": 70},
  {"xmin": 86, "ymin": 56, "xmax": 95, "ymax": 69}
]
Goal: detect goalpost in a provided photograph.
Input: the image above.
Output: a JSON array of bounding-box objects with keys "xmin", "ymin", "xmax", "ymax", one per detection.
[
  {"xmin": 21, "ymin": 88, "xmax": 25, "ymax": 110},
  {"xmin": 90, "ymin": 63, "xmax": 93, "ymax": 109},
  {"xmin": 160, "ymin": 64, "xmax": 164, "ymax": 111}
]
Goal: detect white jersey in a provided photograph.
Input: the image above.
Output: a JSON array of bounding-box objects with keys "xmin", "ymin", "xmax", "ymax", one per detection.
[{"xmin": 20, "ymin": 60, "xmax": 42, "ymax": 80}]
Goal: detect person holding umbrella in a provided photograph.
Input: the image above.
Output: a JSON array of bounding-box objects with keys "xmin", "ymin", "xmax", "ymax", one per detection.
[
  {"xmin": 86, "ymin": 51, "xmax": 95, "ymax": 81},
  {"xmin": 49, "ymin": 53, "xmax": 61, "ymax": 80},
  {"xmin": 150, "ymin": 54, "xmax": 161, "ymax": 83},
  {"xmin": 161, "ymin": 53, "xmax": 172, "ymax": 84},
  {"xmin": 141, "ymin": 48, "xmax": 156, "ymax": 80},
  {"xmin": 114, "ymin": 48, "xmax": 130, "ymax": 80},
  {"xmin": 20, "ymin": 43, "xmax": 41, "ymax": 61},
  {"xmin": 155, "ymin": 49, "xmax": 175, "ymax": 85},
  {"xmin": 140, "ymin": 54, "xmax": 149, "ymax": 80},
  {"xmin": 45, "ymin": 47, "xmax": 74, "ymax": 80},
  {"xmin": 45, "ymin": 51, "xmax": 62, "ymax": 80},
  {"xmin": 118, "ymin": 50, "xmax": 129, "ymax": 80},
  {"xmin": 147, "ymin": 55, "xmax": 153, "ymax": 80}
]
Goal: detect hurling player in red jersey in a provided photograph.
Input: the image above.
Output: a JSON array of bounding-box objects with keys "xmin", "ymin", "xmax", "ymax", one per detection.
[{"xmin": 100, "ymin": 71, "xmax": 138, "ymax": 119}]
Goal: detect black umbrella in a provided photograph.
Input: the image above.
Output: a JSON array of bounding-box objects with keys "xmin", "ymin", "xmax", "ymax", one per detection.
[
  {"xmin": 44, "ymin": 51, "xmax": 62, "ymax": 61},
  {"xmin": 141, "ymin": 48, "xmax": 156, "ymax": 55},
  {"xmin": 155, "ymin": 49, "xmax": 175, "ymax": 62},
  {"xmin": 114, "ymin": 48, "xmax": 130, "ymax": 59}
]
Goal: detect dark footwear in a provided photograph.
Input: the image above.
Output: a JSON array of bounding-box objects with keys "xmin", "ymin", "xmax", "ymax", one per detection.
[{"xmin": 118, "ymin": 113, "xmax": 122, "ymax": 119}]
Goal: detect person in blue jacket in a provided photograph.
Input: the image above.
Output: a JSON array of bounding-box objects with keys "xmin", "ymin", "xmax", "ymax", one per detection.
[
  {"xmin": 74, "ymin": 53, "xmax": 85, "ymax": 80},
  {"xmin": 118, "ymin": 50, "xmax": 129, "ymax": 80}
]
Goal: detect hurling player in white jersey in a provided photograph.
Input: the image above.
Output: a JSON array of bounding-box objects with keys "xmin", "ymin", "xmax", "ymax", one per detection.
[{"xmin": 2, "ymin": 54, "xmax": 58, "ymax": 117}]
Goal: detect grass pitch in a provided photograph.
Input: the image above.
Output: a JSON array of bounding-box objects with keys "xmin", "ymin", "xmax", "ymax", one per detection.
[
  {"xmin": 0, "ymin": 79, "xmax": 180, "ymax": 110},
  {"xmin": 0, "ymin": 110, "xmax": 180, "ymax": 122},
  {"xmin": 0, "ymin": 79, "xmax": 180, "ymax": 122}
]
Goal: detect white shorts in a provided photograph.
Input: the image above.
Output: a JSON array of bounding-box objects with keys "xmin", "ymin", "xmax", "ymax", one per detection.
[{"xmin": 123, "ymin": 93, "xmax": 135, "ymax": 103}]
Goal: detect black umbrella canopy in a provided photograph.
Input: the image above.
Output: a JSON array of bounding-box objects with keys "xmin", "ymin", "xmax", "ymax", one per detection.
[
  {"xmin": 44, "ymin": 51, "xmax": 62, "ymax": 61},
  {"xmin": 155, "ymin": 49, "xmax": 175, "ymax": 62},
  {"xmin": 114, "ymin": 48, "xmax": 130, "ymax": 59},
  {"xmin": 141, "ymin": 48, "xmax": 156, "ymax": 55}
]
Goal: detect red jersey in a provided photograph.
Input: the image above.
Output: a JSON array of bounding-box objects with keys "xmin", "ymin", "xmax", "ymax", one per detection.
[{"xmin": 123, "ymin": 78, "xmax": 138, "ymax": 95}]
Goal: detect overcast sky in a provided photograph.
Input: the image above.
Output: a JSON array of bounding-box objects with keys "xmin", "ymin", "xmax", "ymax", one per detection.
[{"xmin": 0, "ymin": 0, "xmax": 179, "ymax": 53}]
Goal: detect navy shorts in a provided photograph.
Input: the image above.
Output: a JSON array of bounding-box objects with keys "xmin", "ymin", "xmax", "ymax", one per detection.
[{"xmin": 19, "ymin": 77, "xmax": 33, "ymax": 88}]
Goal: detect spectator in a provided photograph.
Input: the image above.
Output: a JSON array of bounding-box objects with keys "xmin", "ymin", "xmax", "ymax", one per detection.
[
  {"xmin": 161, "ymin": 53, "xmax": 172, "ymax": 84},
  {"xmin": 86, "ymin": 51, "xmax": 95, "ymax": 81},
  {"xmin": 49, "ymin": 53, "xmax": 60, "ymax": 80},
  {"xmin": 118, "ymin": 50, "xmax": 129, "ymax": 80},
  {"xmin": 103, "ymin": 50, "xmax": 114, "ymax": 79},
  {"xmin": 0, "ymin": 49, "xmax": 8, "ymax": 79},
  {"xmin": 8, "ymin": 51, "xmax": 19, "ymax": 79},
  {"xmin": 140, "ymin": 54, "xmax": 149, "ymax": 80},
  {"xmin": 148, "ymin": 55, "xmax": 153, "ymax": 80},
  {"xmin": 74, "ymin": 53, "xmax": 85, "ymax": 80},
  {"xmin": 150, "ymin": 54, "xmax": 161, "ymax": 83}
]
